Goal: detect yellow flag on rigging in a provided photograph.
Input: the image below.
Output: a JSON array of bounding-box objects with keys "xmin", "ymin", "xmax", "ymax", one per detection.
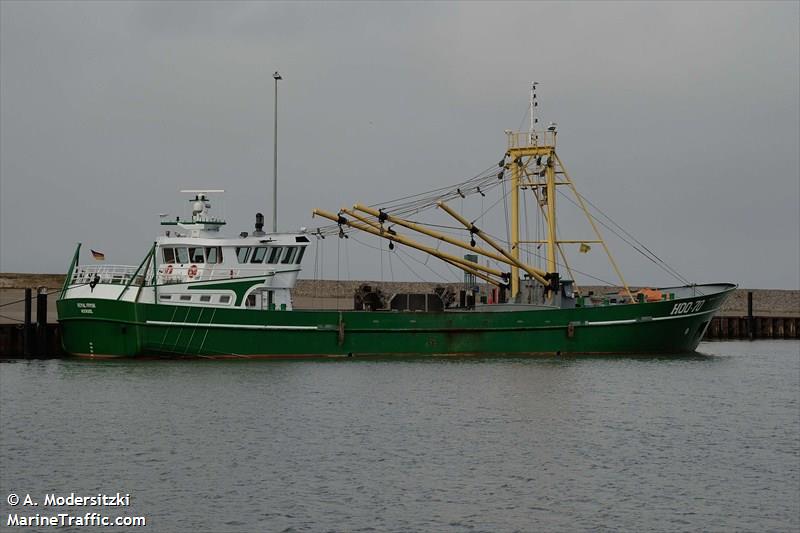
[{"xmin": 579, "ymin": 243, "xmax": 591, "ymax": 254}]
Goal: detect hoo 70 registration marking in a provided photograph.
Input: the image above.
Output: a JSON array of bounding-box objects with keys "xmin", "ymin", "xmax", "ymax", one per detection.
[{"xmin": 669, "ymin": 299, "xmax": 705, "ymax": 316}]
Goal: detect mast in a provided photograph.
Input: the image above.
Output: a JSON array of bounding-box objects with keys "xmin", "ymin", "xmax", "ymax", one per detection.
[
  {"xmin": 508, "ymin": 81, "xmax": 550, "ymax": 298},
  {"xmin": 510, "ymin": 152, "xmax": 521, "ymax": 297},
  {"xmin": 272, "ymin": 71, "xmax": 283, "ymax": 233},
  {"xmin": 545, "ymin": 152, "xmax": 557, "ymax": 274},
  {"xmin": 529, "ymin": 81, "xmax": 538, "ymax": 145}
]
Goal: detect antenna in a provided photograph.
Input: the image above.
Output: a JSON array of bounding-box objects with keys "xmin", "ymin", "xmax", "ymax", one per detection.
[{"xmin": 529, "ymin": 81, "xmax": 539, "ymax": 145}]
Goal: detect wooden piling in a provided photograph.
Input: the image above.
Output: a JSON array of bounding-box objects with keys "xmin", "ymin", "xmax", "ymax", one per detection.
[
  {"xmin": 709, "ymin": 318, "xmax": 719, "ymax": 338},
  {"xmin": 35, "ymin": 287, "xmax": 47, "ymax": 357},
  {"xmin": 23, "ymin": 288, "xmax": 32, "ymax": 357}
]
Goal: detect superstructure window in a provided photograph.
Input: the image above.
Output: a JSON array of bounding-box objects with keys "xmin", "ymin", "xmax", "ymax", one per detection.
[
  {"xmin": 206, "ymin": 246, "xmax": 222, "ymax": 264},
  {"xmin": 251, "ymin": 247, "xmax": 268, "ymax": 263},
  {"xmin": 199, "ymin": 295, "xmax": 211, "ymax": 302},
  {"xmin": 219, "ymin": 295, "xmax": 231, "ymax": 304},
  {"xmin": 267, "ymin": 247, "xmax": 282, "ymax": 264},
  {"xmin": 179, "ymin": 295, "xmax": 191, "ymax": 301},
  {"xmin": 159, "ymin": 294, "xmax": 172, "ymax": 301},
  {"xmin": 163, "ymin": 248, "xmax": 176, "ymax": 264},
  {"xmin": 281, "ymin": 247, "xmax": 298, "ymax": 264},
  {"xmin": 236, "ymin": 247, "xmax": 251, "ymax": 263},
  {"xmin": 176, "ymin": 247, "xmax": 189, "ymax": 264},
  {"xmin": 189, "ymin": 247, "xmax": 205, "ymax": 264},
  {"xmin": 295, "ymin": 248, "xmax": 306, "ymax": 264}
]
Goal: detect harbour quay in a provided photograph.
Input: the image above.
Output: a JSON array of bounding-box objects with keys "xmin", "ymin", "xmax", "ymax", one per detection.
[{"xmin": 0, "ymin": 274, "xmax": 798, "ymax": 357}]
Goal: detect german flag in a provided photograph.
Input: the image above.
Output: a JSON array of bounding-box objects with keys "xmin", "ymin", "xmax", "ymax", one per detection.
[{"xmin": 90, "ymin": 249, "xmax": 105, "ymax": 261}]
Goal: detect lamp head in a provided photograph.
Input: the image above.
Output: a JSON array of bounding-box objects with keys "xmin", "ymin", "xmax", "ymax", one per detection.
[{"xmin": 273, "ymin": 71, "xmax": 282, "ymax": 80}]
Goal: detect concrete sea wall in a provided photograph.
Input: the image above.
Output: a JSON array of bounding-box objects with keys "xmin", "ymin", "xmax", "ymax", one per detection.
[{"xmin": 1, "ymin": 273, "xmax": 798, "ymax": 317}]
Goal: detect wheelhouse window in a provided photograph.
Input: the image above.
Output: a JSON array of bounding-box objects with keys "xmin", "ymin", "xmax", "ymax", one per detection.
[
  {"xmin": 189, "ymin": 247, "xmax": 205, "ymax": 263},
  {"xmin": 281, "ymin": 247, "xmax": 298, "ymax": 264},
  {"xmin": 206, "ymin": 247, "xmax": 222, "ymax": 264},
  {"xmin": 267, "ymin": 247, "xmax": 283, "ymax": 264},
  {"xmin": 295, "ymin": 248, "xmax": 306, "ymax": 264},
  {"xmin": 251, "ymin": 247, "xmax": 268, "ymax": 263},
  {"xmin": 176, "ymin": 247, "xmax": 189, "ymax": 264},
  {"xmin": 236, "ymin": 247, "xmax": 251, "ymax": 263},
  {"xmin": 163, "ymin": 248, "xmax": 176, "ymax": 264}
]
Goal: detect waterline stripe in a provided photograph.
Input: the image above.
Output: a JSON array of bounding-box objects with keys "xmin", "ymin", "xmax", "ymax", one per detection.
[{"xmin": 146, "ymin": 320, "xmax": 318, "ymax": 331}]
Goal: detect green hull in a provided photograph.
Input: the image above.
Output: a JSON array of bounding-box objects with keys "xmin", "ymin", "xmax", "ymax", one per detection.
[{"xmin": 57, "ymin": 284, "xmax": 735, "ymax": 358}]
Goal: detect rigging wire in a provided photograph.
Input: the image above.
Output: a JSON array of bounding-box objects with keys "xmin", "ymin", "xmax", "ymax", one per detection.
[
  {"xmin": 517, "ymin": 103, "xmax": 531, "ymax": 136},
  {"xmin": 369, "ymin": 164, "xmax": 497, "ymax": 212},
  {"xmin": 471, "ymin": 180, "xmax": 513, "ymax": 226},
  {"xmin": 555, "ymin": 188, "xmax": 691, "ymax": 285},
  {"xmin": 388, "ymin": 245, "xmax": 394, "ymax": 281},
  {"xmin": 313, "ymin": 150, "xmax": 693, "ymax": 288},
  {"xmin": 502, "ymin": 176, "xmax": 510, "ymax": 246},
  {"xmin": 348, "ymin": 234, "xmax": 460, "ymax": 284},
  {"xmin": 379, "ymin": 236, "xmax": 384, "ymax": 282},
  {"xmin": 315, "ymin": 166, "xmax": 509, "ymax": 237},
  {"xmin": 345, "ymin": 235, "xmax": 352, "ymax": 281},
  {"xmin": 392, "ymin": 247, "xmax": 432, "ymax": 283},
  {"xmin": 535, "ymin": 187, "xmax": 543, "ymax": 271},
  {"xmin": 523, "ymin": 190, "xmax": 530, "ymax": 266},
  {"xmin": 399, "ymin": 247, "xmax": 453, "ymax": 283},
  {"xmin": 477, "ymin": 225, "xmax": 617, "ymax": 286},
  {"xmin": 576, "ymin": 190, "xmax": 691, "ymax": 284},
  {"xmin": 516, "ymin": 242, "xmax": 618, "ymax": 286},
  {"xmin": 336, "ymin": 235, "xmax": 341, "ymax": 309}
]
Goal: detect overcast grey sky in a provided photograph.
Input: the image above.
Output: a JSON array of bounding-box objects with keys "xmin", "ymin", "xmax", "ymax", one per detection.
[{"xmin": 1, "ymin": 1, "xmax": 798, "ymax": 289}]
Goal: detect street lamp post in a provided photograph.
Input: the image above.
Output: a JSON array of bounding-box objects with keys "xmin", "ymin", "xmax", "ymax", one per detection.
[{"xmin": 272, "ymin": 70, "xmax": 282, "ymax": 233}]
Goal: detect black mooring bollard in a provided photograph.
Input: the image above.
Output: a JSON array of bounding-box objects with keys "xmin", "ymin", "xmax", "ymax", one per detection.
[
  {"xmin": 747, "ymin": 291, "xmax": 754, "ymax": 340},
  {"xmin": 23, "ymin": 288, "xmax": 33, "ymax": 358},
  {"xmin": 36, "ymin": 287, "xmax": 48, "ymax": 357}
]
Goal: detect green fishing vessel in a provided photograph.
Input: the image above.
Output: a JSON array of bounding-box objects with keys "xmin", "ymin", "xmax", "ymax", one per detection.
[{"xmin": 57, "ymin": 90, "xmax": 735, "ymax": 358}]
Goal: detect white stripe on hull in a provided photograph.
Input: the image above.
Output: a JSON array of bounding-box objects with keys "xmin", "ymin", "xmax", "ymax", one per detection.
[
  {"xmin": 584, "ymin": 308, "xmax": 716, "ymax": 326},
  {"xmin": 145, "ymin": 320, "xmax": 318, "ymax": 331}
]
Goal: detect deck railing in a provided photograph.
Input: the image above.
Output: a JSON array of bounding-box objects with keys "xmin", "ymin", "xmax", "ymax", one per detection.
[
  {"xmin": 70, "ymin": 265, "xmax": 150, "ymax": 287},
  {"xmin": 72, "ymin": 264, "xmax": 288, "ymax": 287},
  {"xmin": 506, "ymin": 130, "xmax": 557, "ymax": 149}
]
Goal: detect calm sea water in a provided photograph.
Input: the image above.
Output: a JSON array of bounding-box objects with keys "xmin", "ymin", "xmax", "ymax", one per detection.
[{"xmin": 1, "ymin": 341, "xmax": 798, "ymax": 532}]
